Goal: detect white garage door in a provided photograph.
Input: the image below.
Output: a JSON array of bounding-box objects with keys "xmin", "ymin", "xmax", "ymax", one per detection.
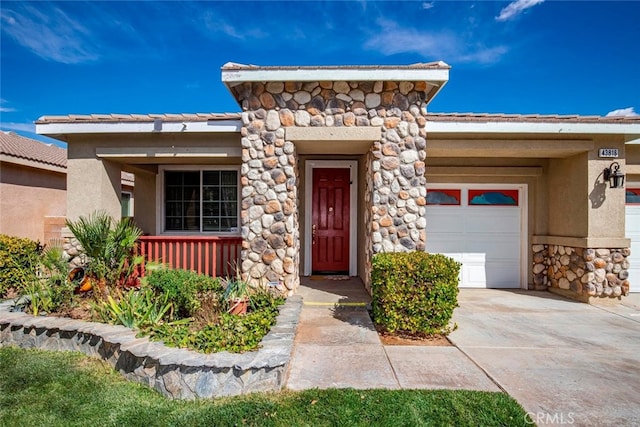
[
  {"xmin": 624, "ymin": 188, "xmax": 640, "ymax": 293},
  {"xmin": 426, "ymin": 185, "xmax": 525, "ymax": 288}
]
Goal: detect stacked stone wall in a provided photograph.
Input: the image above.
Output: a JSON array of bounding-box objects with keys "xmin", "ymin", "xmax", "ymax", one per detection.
[
  {"xmin": 0, "ymin": 296, "xmax": 302, "ymax": 399},
  {"xmin": 532, "ymin": 244, "xmax": 630, "ymax": 298},
  {"xmin": 232, "ymin": 80, "xmax": 430, "ymax": 290}
]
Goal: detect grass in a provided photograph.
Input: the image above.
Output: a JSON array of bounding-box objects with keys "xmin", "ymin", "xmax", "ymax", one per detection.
[{"xmin": 0, "ymin": 347, "xmax": 532, "ymax": 427}]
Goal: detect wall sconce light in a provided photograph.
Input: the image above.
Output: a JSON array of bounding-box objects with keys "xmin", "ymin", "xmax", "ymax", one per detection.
[{"xmin": 603, "ymin": 161, "xmax": 625, "ymax": 189}]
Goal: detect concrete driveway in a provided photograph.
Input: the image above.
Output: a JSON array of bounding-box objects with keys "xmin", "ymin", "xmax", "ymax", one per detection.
[{"xmin": 449, "ymin": 290, "xmax": 640, "ymax": 427}]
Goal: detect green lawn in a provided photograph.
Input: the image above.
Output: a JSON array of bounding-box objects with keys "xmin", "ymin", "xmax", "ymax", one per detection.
[{"xmin": 0, "ymin": 347, "xmax": 532, "ymax": 427}]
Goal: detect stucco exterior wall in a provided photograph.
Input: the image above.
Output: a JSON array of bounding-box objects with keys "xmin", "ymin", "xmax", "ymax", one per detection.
[
  {"xmin": 133, "ymin": 171, "xmax": 157, "ymax": 234},
  {"xmin": 547, "ymin": 153, "xmax": 588, "ymax": 237},
  {"xmin": 587, "ymin": 136, "xmax": 626, "ymax": 239},
  {"xmin": 0, "ymin": 162, "xmax": 66, "ymax": 242}
]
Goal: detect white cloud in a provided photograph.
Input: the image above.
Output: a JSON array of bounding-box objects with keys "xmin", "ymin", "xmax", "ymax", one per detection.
[
  {"xmin": 0, "ymin": 122, "xmax": 36, "ymax": 133},
  {"xmin": 364, "ymin": 19, "xmax": 507, "ymax": 65},
  {"xmin": 0, "ymin": 99, "xmax": 16, "ymax": 113},
  {"xmin": 496, "ymin": 0, "xmax": 544, "ymax": 22},
  {"xmin": 422, "ymin": 2, "xmax": 435, "ymax": 10},
  {"xmin": 0, "ymin": 4, "xmax": 100, "ymax": 64},
  {"xmin": 200, "ymin": 10, "xmax": 268, "ymax": 40},
  {"xmin": 606, "ymin": 107, "xmax": 639, "ymax": 117}
]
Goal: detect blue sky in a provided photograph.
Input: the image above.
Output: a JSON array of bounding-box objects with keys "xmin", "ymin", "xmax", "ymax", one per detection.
[{"xmin": 1, "ymin": 0, "xmax": 639, "ymax": 147}]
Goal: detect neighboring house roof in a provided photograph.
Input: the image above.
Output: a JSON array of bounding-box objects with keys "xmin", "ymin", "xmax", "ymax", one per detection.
[
  {"xmin": 0, "ymin": 131, "xmax": 67, "ymax": 171},
  {"xmin": 0, "ymin": 131, "xmax": 134, "ymax": 186}
]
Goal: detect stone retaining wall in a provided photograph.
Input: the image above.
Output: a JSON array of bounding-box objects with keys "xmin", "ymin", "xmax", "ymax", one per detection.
[
  {"xmin": 532, "ymin": 244, "xmax": 630, "ymax": 298},
  {"xmin": 0, "ymin": 296, "xmax": 302, "ymax": 399}
]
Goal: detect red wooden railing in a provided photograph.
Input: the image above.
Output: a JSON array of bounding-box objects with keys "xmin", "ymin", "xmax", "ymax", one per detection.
[{"xmin": 138, "ymin": 236, "xmax": 242, "ymax": 277}]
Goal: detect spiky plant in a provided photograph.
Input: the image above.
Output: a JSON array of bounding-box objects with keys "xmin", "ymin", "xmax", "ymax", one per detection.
[{"xmin": 66, "ymin": 211, "xmax": 142, "ymax": 289}]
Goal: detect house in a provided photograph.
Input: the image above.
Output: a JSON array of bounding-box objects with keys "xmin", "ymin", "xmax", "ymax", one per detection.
[
  {"xmin": 35, "ymin": 62, "xmax": 640, "ymax": 301},
  {"xmin": 0, "ymin": 131, "xmax": 135, "ymax": 245},
  {"xmin": 0, "ymin": 131, "xmax": 67, "ymax": 243}
]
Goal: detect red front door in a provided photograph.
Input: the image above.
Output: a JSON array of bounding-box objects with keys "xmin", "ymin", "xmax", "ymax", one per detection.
[{"xmin": 312, "ymin": 168, "xmax": 350, "ymax": 274}]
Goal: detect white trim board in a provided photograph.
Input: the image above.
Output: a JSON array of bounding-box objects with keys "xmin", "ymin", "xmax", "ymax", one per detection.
[
  {"xmin": 427, "ymin": 121, "xmax": 640, "ymax": 136},
  {"xmin": 303, "ymin": 160, "xmax": 358, "ymax": 276},
  {"xmin": 37, "ymin": 120, "xmax": 242, "ymax": 136}
]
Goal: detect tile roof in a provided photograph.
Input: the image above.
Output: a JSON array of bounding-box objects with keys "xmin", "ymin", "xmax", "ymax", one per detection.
[
  {"xmin": 36, "ymin": 111, "xmax": 640, "ymax": 126},
  {"xmin": 0, "ymin": 131, "xmax": 67, "ymax": 168},
  {"xmin": 221, "ymin": 61, "xmax": 451, "ymax": 70},
  {"xmin": 36, "ymin": 112, "xmax": 241, "ymax": 124},
  {"xmin": 426, "ymin": 112, "xmax": 640, "ymax": 124}
]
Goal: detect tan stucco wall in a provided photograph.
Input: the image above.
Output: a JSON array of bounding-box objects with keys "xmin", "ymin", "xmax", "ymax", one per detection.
[
  {"xmin": 0, "ymin": 162, "xmax": 66, "ymax": 241},
  {"xmin": 544, "ymin": 137, "xmax": 626, "ymax": 241},
  {"xmin": 133, "ymin": 171, "xmax": 156, "ymax": 234},
  {"xmin": 587, "ymin": 137, "xmax": 627, "ymax": 239},
  {"xmin": 66, "ymin": 154, "xmax": 122, "ymax": 222},
  {"xmin": 547, "ymin": 153, "xmax": 588, "ymax": 237}
]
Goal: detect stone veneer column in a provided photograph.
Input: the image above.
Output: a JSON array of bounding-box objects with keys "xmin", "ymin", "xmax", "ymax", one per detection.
[
  {"xmin": 240, "ymin": 108, "xmax": 299, "ymax": 293},
  {"xmin": 233, "ymin": 80, "xmax": 429, "ymax": 293}
]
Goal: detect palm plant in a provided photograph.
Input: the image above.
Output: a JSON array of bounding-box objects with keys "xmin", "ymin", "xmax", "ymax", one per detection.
[{"xmin": 66, "ymin": 211, "xmax": 143, "ymax": 294}]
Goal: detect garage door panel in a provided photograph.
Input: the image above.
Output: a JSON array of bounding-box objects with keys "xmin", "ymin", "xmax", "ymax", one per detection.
[
  {"xmin": 461, "ymin": 235, "xmax": 520, "ymax": 255},
  {"xmin": 486, "ymin": 261, "xmax": 520, "ymax": 287},
  {"xmin": 464, "ymin": 211, "xmax": 520, "ymax": 230},
  {"xmin": 426, "ymin": 186, "xmax": 523, "ymax": 289},
  {"xmin": 427, "ymin": 213, "xmax": 466, "ymax": 232}
]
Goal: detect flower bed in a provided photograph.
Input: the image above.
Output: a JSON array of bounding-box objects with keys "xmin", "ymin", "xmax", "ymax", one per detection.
[{"xmin": 0, "ymin": 295, "xmax": 302, "ymax": 399}]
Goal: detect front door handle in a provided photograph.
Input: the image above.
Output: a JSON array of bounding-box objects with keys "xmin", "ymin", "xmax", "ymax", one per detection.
[{"xmin": 312, "ymin": 224, "xmax": 316, "ymax": 244}]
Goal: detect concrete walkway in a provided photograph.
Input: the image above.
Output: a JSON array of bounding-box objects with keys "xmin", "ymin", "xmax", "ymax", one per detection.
[
  {"xmin": 285, "ymin": 277, "xmax": 498, "ymax": 392},
  {"xmin": 285, "ymin": 279, "xmax": 640, "ymax": 426}
]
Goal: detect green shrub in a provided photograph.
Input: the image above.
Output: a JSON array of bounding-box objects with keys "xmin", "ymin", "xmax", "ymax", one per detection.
[
  {"xmin": 148, "ymin": 300, "xmax": 283, "ymax": 353},
  {"xmin": 143, "ymin": 268, "xmax": 223, "ymax": 318},
  {"xmin": 371, "ymin": 252, "xmax": 461, "ymax": 336},
  {"xmin": 11, "ymin": 246, "xmax": 74, "ymax": 316},
  {"xmin": 0, "ymin": 234, "xmax": 42, "ymax": 298}
]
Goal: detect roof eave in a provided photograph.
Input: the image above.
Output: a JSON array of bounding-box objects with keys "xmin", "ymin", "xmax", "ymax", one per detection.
[
  {"xmin": 0, "ymin": 153, "xmax": 66, "ymax": 173},
  {"xmin": 426, "ymin": 120, "xmax": 640, "ymax": 138},
  {"xmin": 221, "ymin": 64, "xmax": 450, "ymax": 107},
  {"xmin": 36, "ymin": 119, "xmax": 243, "ymax": 139}
]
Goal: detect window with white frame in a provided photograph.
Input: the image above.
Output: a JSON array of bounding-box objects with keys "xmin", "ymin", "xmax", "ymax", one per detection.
[
  {"xmin": 121, "ymin": 192, "xmax": 133, "ymax": 217},
  {"xmin": 164, "ymin": 168, "xmax": 239, "ymax": 233}
]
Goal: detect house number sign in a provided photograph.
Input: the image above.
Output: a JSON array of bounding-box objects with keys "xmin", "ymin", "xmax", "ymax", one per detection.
[{"xmin": 599, "ymin": 148, "xmax": 619, "ymax": 158}]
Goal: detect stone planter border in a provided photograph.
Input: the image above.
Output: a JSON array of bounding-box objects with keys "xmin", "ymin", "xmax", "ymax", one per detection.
[{"xmin": 0, "ymin": 296, "xmax": 302, "ymax": 399}]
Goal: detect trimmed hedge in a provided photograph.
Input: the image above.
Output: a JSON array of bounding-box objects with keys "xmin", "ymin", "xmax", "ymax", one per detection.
[
  {"xmin": 371, "ymin": 252, "xmax": 461, "ymax": 336},
  {"xmin": 0, "ymin": 234, "xmax": 42, "ymax": 298}
]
